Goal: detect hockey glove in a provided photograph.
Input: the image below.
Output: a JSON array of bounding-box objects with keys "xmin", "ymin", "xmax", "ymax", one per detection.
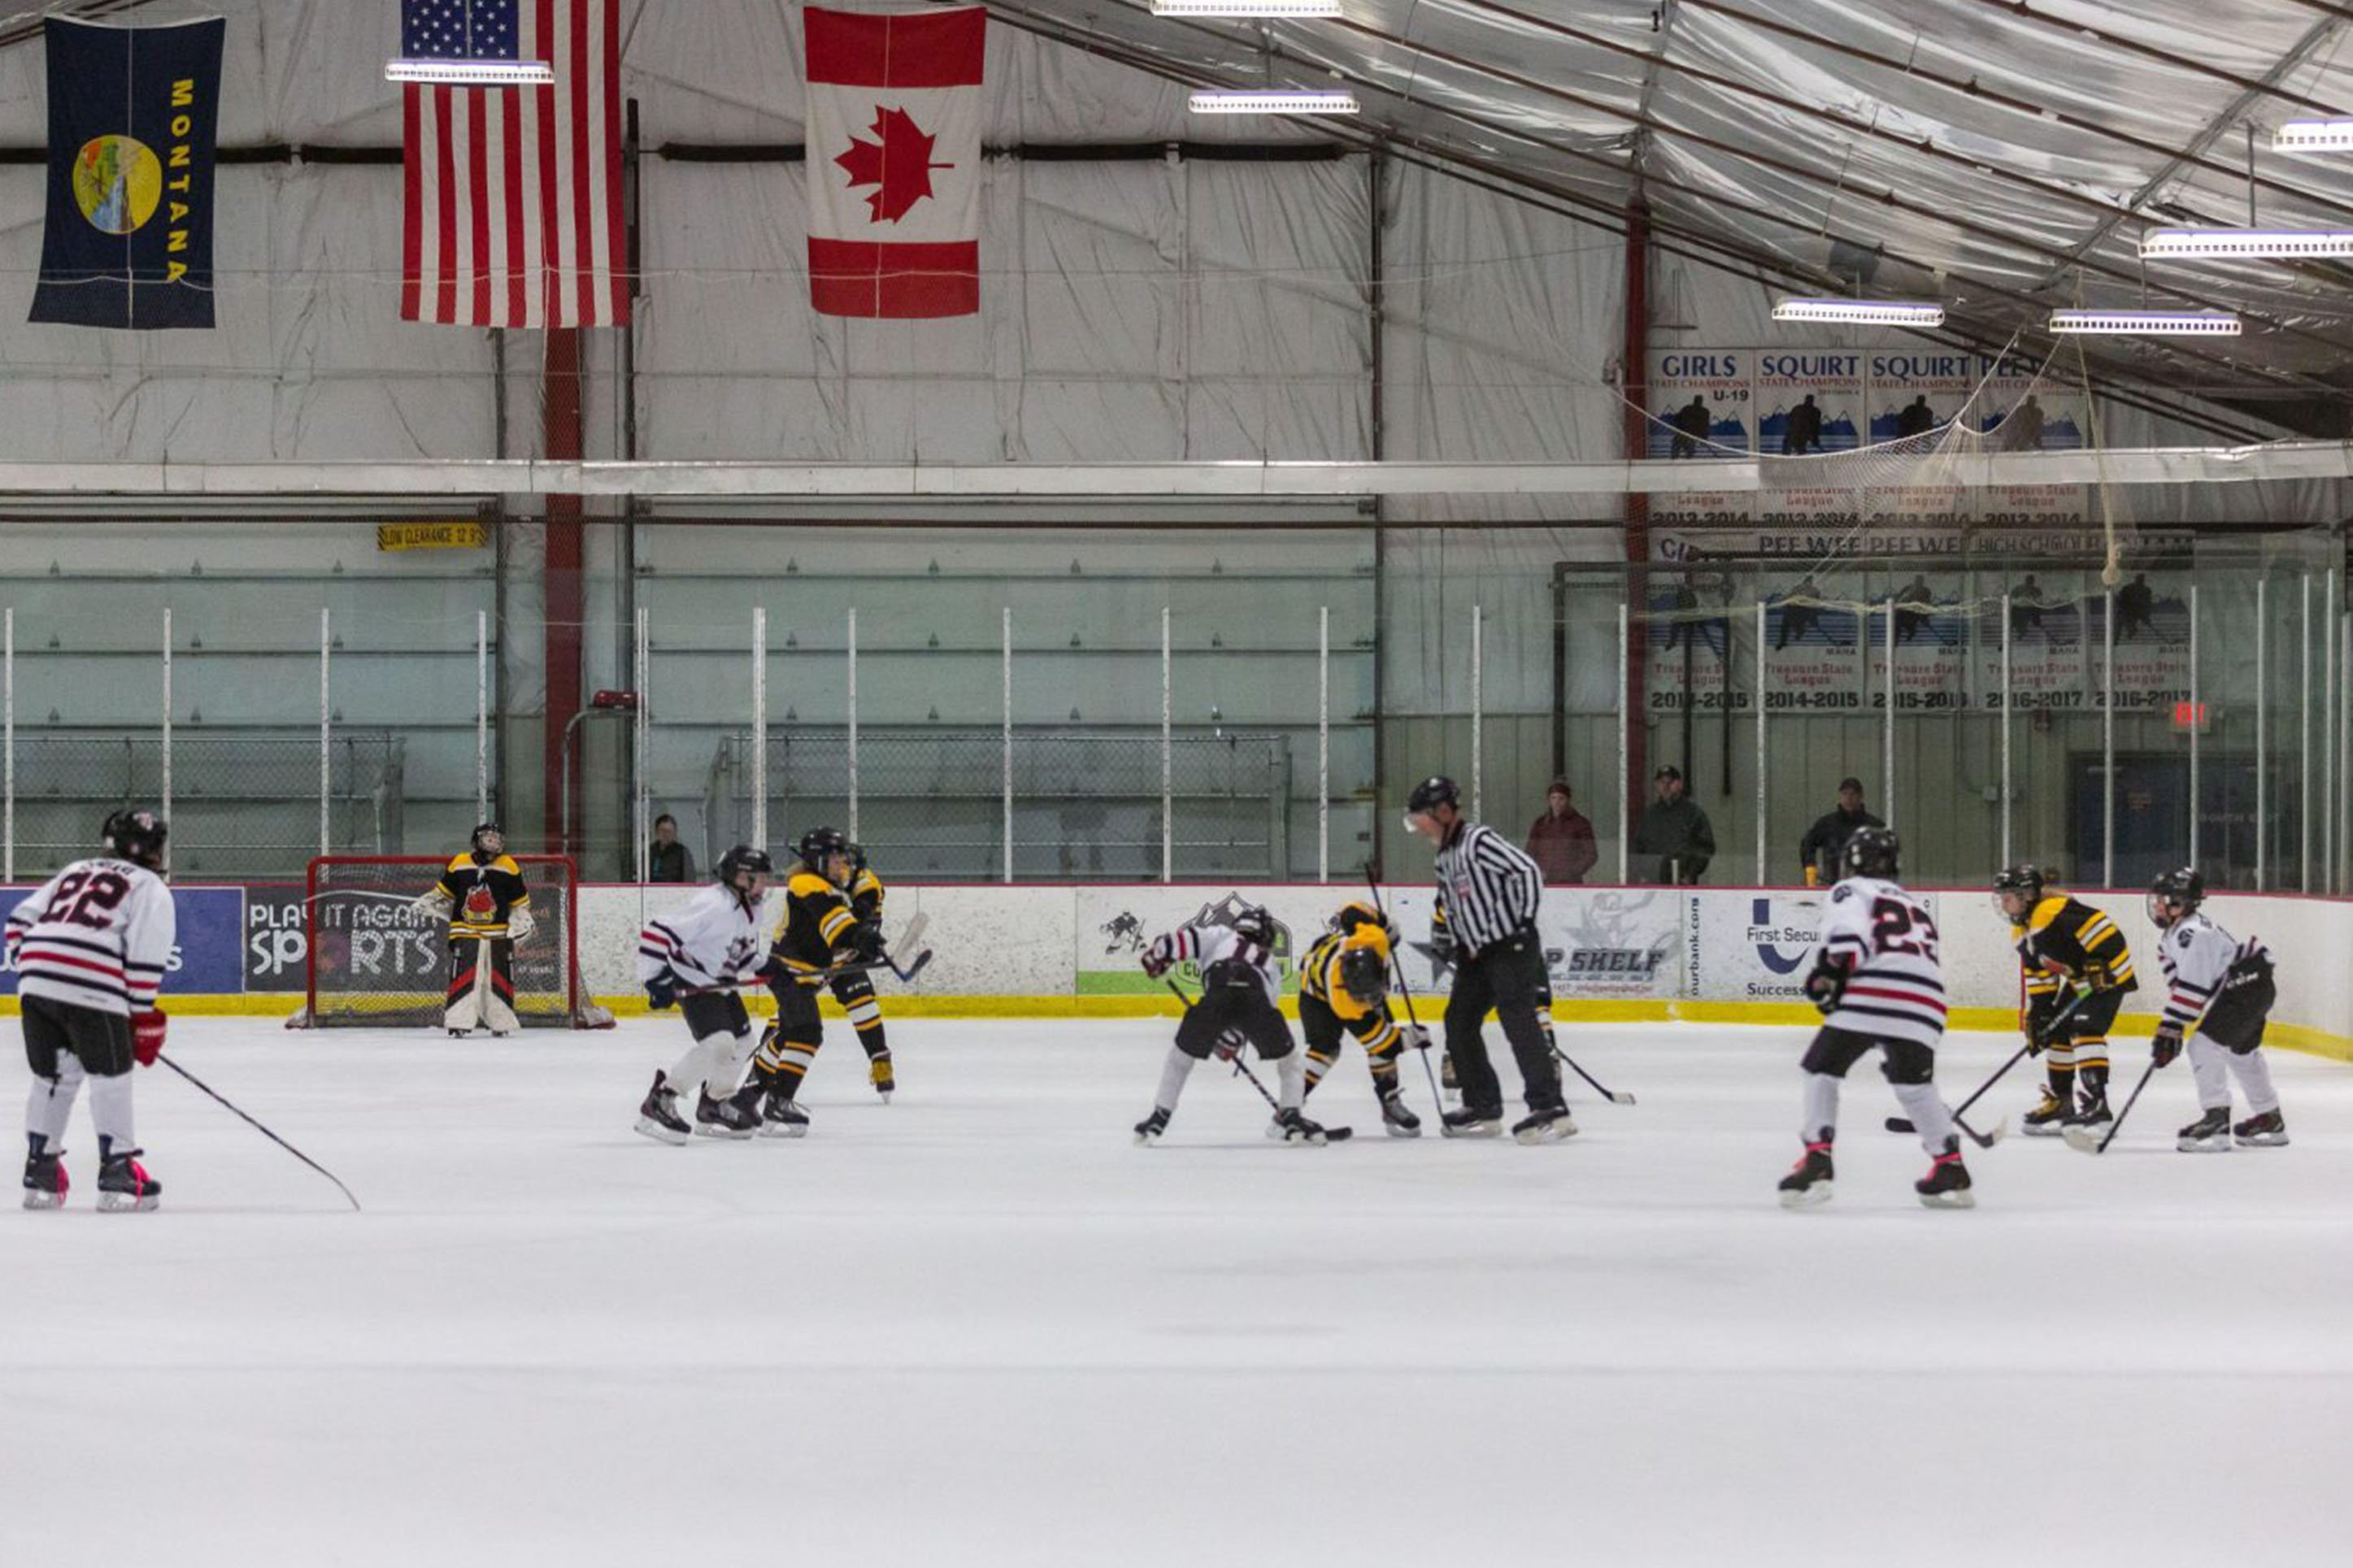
[
  {"xmin": 853, "ymin": 921, "xmax": 887, "ymax": 962},
  {"xmin": 1802, "ymin": 955, "xmax": 1850, "ymax": 1017},
  {"xmin": 645, "ymin": 973, "xmax": 681, "ymax": 1011},
  {"xmin": 1140, "ymin": 937, "xmax": 1174, "ymax": 980},
  {"xmin": 1212, "ymin": 1030, "xmax": 1246, "ymax": 1063},
  {"xmin": 1397, "ymin": 1022, "xmax": 1433, "ymax": 1053},
  {"xmin": 755, "ymin": 953, "xmax": 788, "ymax": 988},
  {"xmin": 410, "ymin": 887, "xmax": 454, "ymax": 920},
  {"xmin": 506, "ymin": 906, "xmax": 536, "ymax": 945},
  {"xmin": 131, "ymin": 1009, "xmax": 167, "ymax": 1067},
  {"xmin": 2151, "ymin": 1023, "xmax": 2184, "ymax": 1070}
]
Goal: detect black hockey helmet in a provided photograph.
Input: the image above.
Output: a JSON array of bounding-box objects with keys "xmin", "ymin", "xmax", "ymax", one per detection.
[
  {"xmin": 1842, "ymin": 825, "xmax": 1901, "ymax": 880},
  {"xmin": 846, "ymin": 840, "xmax": 871, "ymax": 871},
  {"xmin": 471, "ymin": 821, "xmax": 504, "ymax": 858},
  {"xmin": 1992, "ymin": 863, "xmax": 2046, "ymax": 919},
  {"xmin": 1405, "ymin": 775, "xmax": 1460, "ymax": 817},
  {"xmin": 1337, "ymin": 944, "xmax": 1388, "ymax": 1007},
  {"xmin": 715, "ymin": 845, "xmax": 774, "ymax": 890},
  {"xmin": 1230, "ymin": 904, "xmax": 1276, "ymax": 949},
  {"xmin": 2148, "ymin": 866, "xmax": 2205, "ymax": 928},
  {"xmin": 102, "ymin": 807, "xmax": 167, "ymax": 871},
  {"xmin": 797, "ymin": 825, "xmax": 851, "ymax": 877},
  {"xmin": 1329, "ymin": 898, "xmax": 1390, "ymax": 939}
]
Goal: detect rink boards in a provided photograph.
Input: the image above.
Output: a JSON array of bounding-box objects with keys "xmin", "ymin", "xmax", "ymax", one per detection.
[{"xmin": 9, "ymin": 879, "xmax": 2340, "ymax": 1060}]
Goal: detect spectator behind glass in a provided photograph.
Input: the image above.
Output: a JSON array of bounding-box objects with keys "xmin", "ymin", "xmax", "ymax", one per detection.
[
  {"xmin": 1631, "ymin": 764, "xmax": 1715, "ymax": 884},
  {"xmin": 648, "ymin": 813, "xmax": 696, "ymax": 884},
  {"xmin": 1526, "ymin": 778, "xmax": 1598, "ymax": 884}
]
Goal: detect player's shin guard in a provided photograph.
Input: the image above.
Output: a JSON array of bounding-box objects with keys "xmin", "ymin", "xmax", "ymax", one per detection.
[
  {"xmin": 1890, "ymin": 1079, "xmax": 1955, "ymax": 1154},
  {"xmin": 752, "ymin": 1023, "xmax": 819, "ymax": 1101},
  {"xmin": 2227, "ymin": 1048, "xmax": 2280, "ymax": 1117},
  {"xmin": 1275, "ymin": 1050, "xmax": 1306, "ymax": 1113},
  {"xmin": 86, "ymin": 1070, "xmax": 135, "ymax": 1154},
  {"xmin": 1800, "ymin": 1070, "xmax": 1840, "ymax": 1140},
  {"xmin": 25, "ymin": 1056, "xmax": 84, "ymax": 1150},
  {"xmin": 1302, "ymin": 1048, "xmax": 1337, "ymax": 1094}
]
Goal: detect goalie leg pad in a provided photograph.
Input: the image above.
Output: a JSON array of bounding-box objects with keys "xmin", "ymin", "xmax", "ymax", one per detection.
[
  {"xmin": 480, "ymin": 940, "xmax": 520, "ymax": 1034},
  {"xmin": 444, "ymin": 944, "xmax": 485, "ymax": 1032}
]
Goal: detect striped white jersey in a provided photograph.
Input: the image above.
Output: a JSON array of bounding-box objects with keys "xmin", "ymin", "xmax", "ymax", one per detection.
[
  {"xmin": 3, "ymin": 856, "xmax": 176, "ymax": 1017},
  {"xmin": 1816, "ymin": 875, "xmax": 1946, "ymax": 1047},
  {"xmin": 637, "ymin": 884, "xmax": 766, "ymax": 991},
  {"xmin": 2155, "ymin": 911, "xmax": 2250, "ymax": 1034},
  {"xmin": 1433, "ymin": 821, "xmax": 1544, "ymax": 953},
  {"xmin": 1152, "ymin": 924, "xmax": 1280, "ymax": 1008}
]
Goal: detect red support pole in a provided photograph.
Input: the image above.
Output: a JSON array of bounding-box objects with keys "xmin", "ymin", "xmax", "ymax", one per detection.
[
  {"xmin": 1622, "ymin": 201, "xmax": 1651, "ymax": 835},
  {"xmin": 543, "ymin": 328, "xmax": 585, "ymax": 855}
]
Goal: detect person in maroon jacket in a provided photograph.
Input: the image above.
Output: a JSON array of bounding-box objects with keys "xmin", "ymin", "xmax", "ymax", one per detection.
[{"xmin": 1525, "ymin": 778, "xmax": 1598, "ymax": 885}]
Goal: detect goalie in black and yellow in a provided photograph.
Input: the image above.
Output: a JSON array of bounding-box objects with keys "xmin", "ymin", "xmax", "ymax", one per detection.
[
  {"xmin": 746, "ymin": 827, "xmax": 880, "ymax": 1136},
  {"xmin": 411, "ymin": 823, "xmax": 533, "ymax": 1037},
  {"xmin": 1994, "ymin": 864, "xmax": 2138, "ymax": 1137},
  {"xmin": 1298, "ymin": 900, "xmax": 1425, "ymax": 1137}
]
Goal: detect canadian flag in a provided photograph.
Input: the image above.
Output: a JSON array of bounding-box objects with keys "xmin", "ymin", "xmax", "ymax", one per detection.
[{"xmin": 802, "ymin": 5, "xmax": 985, "ymax": 319}]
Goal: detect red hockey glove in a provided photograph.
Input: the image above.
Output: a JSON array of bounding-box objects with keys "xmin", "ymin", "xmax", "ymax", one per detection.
[
  {"xmin": 2151, "ymin": 1023, "xmax": 2184, "ymax": 1070},
  {"xmin": 132, "ymin": 1009, "xmax": 167, "ymax": 1067}
]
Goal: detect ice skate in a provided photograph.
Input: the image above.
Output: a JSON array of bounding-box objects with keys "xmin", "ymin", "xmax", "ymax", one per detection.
[
  {"xmin": 693, "ymin": 1085, "xmax": 758, "ymax": 1140},
  {"xmin": 870, "ymin": 1055, "xmax": 895, "ymax": 1103},
  {"xmin": 2062, "ymin": 1090, "xmax": 2113, "ymax": 1137},
  {"xmin": 1511, "ymin": 1107, "xmax": 1577, "ymax": 1145},
  {"xmin": 1378, "ymin": 1088, "xmax": 1422, "ymax": 1139},
  {"xmin": 633, "ymin": 1071, "xmax": 691, "ymax": 1145},
  {"xmin": 2021, "ymin": 1087, "xmax": 2070, "ymax": 1137},
  {"xmin": 1267, "ymin": 1108, "xmax": 1329, "ymax": 1145},
  {"xmin": 2233, "ymin": 1109, "xmax": 2289, "ymax": 1148},
  {"xmin": 22, "ymin": 1142, "xmax": 67, "ymax": 1211},
  {"xmin": 1133, "ymin": 1107, "xmax": 1170, "ymax": 1145},
  {"xmin": 1777, "ymin": 1138, "xmax": 1833, "ymax": 1210},
  {"xmin": 1915, "ymin": 1140, "xmax": 1974, "ymax": 1209},
  {"xmin": 95, "ymin": 1148, "xmax": 160, "ymax": 1213},
  {"xmin": 2177, "ymin": 1107, "xmax": 2232, "ymax": 1153},
  {"xmin": 1441, "ymin": 1105, "xmax": 1503, "ymax": 1138},
  {"xmin": 759, "ymin": 1090, "xmax": 811, "ymax": 1139}
]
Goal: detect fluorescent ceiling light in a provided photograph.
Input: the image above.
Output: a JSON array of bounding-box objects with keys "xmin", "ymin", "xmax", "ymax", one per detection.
[
  {"xmin": 1771, "ymin": 298, "xmax": 1946, "ymax": 327},
  {"xmin": 2139, "ymin": 228, "xmax": 2353, "ymax": 258},
  {"xmin": 2275, "ymin": 119, "xmax": 2353, "ymax": 152},
  {"xmin": 2049, "ymin": 309, "xmax": 2242, "ymax": 337},
  {"xmin": 1153, "ymin": 2, "xmax": 1343, "ymax": 15},
  {"xmin": 1188, "ymin": 89, "xmax": 1359, "ymax": 115},
  {"xmin": 385, "ymin": 58, "xmax": 555, "ymax": 87}
]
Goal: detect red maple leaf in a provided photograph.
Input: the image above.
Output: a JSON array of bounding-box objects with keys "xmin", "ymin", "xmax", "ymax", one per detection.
[{"xmin": 835, "ymin": 106, "xmax": 954, "ymax": 224}]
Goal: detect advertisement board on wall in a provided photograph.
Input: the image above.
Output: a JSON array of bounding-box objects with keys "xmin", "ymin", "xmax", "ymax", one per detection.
[{"xmin": 0, "ymin": 885, "xmax": 247, "ymax": 997}]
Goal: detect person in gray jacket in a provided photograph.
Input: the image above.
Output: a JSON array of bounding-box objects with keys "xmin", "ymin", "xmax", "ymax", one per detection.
[{"xmin": 1633, "ymin": 765, "xmax": 1715, "ymax": 884}]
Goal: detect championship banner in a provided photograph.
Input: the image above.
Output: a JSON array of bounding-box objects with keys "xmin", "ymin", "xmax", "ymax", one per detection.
[
  {"xmin": 1865, "ymin": 567, "xmax": 1968, "ymax": 713},
  {"xmin": 1865, "ymin": 350, "xmax": 1976, "ymax": 530},
  {"xmin": 2089, "ymin": 566, "xmax": 2194, "ymax": 712},
  {"xmin": 30, "ymin": 17, "xmax": 224, "ymax": 330},
  {"xmin": 1647, "ymin": 350, "xmax": 1751, "ymax": 459},
  {"xmin": 1643, "ymin": 538, "xmax": 1738, "ymax": 716},
  {"xmin": 1759, "ymin": 567, "xmax": 1864, "ymax": 714},
  {"xmin": 1756, "ymin": 350, "xmax": 1860, "ymax": 457},
  {"xmin": 803, "ymin": 5, "xmax": 985, "ymax": 319},
  {"xmin": 1978, "ymin": 567, "xmax": 2090, "ymax": 713}
]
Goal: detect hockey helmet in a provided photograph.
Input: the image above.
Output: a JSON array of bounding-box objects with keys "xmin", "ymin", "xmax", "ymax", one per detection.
[
  {"xmin": 1841, "ymin": 825, "xmax": 1901, "ymax": 880},
  {"xmin": 1992, "ymin": 862, "xmax": 2046, "ymax": 920},
  {"xmin": 1337, "ymin": 944, "xmax": 1388, "ymax": 1007},
  {"xmin": 715, "ymin": 845, "xmax": 775, "ymax": 891},
  {"xmin": 101, "ymin": 807, "xmax": 167, "ymax": 871},
  {"xmin": 796, "ymin": 826, "xmax": 851, "ymax": 879},
  {"xmin": 1404, "ymin": 775, "xmax": 1460, "ymax": 818},
  {"xmin": 1229, "ymin": 904, "xmax": 1276, "ymax": 949},
  {"xmin": 1329, "ymin": 898, "xmax": 1390, "ymax": 938},
  {"xmin": 2148, "ymin": 866, "xmax": 2205, "ymax": 928},
  {"xmin": 471, "ymin": 821, "xmax": 505, "ymax": 858}
]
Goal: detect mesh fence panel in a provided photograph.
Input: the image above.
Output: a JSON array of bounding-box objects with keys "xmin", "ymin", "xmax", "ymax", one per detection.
[{"xmin": 704, "ymin": 728, "xmax": 1290, "ymax": 880}]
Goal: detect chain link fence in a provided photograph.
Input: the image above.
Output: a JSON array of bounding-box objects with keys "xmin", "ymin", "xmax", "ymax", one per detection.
[
  {"xmin": 704, "ymin": 728, "xmax": 1290, "ymax": 880},
  {"xmin": 7, "ymin": 731, "xmax": 405, "ymax": 880}
]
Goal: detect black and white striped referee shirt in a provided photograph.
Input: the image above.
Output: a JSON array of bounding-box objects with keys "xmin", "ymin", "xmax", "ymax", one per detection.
[{"xmin": 1433, "ymin": 821, "xmax": 1544, "ymax": 953}]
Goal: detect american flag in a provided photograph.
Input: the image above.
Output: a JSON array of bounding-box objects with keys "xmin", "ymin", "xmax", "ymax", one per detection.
[{"xmin": 400, "ymin": 0, "xmax": 627, "ymax": 328}]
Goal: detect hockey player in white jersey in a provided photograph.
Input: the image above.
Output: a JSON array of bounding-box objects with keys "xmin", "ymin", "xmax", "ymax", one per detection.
[
  {"xmin": 1776, "ymin": 826, "xmax": 1975, "ymax": 1210},
  {"xmin": 632, "ymin": 846, "xmax": 774, "ymax": 1145},
  {"xmin": 1133, "ymin": 905, "xmax": 1329, "ymax": 1146},
  {"xmin": 7, "ymin": 809, "xmax": 176, "ymax": 1211},
  {"xmin": 2145, "ymin": 868, "xmax": 2286, "ymax": 1151}
]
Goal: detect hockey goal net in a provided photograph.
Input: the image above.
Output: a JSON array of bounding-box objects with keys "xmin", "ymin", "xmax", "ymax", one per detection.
[{"xmin": 289, "ymin": 854, "xmax": 615, "ymax": 1029}]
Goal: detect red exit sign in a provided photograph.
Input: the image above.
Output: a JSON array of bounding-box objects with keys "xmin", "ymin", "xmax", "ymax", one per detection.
[{"xmin": 2172, "ymin": 701, "xmax": 2212, "ymax": 733}]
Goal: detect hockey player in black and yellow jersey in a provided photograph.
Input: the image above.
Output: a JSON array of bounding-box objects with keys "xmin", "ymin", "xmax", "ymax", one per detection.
[
  {"xmin": 411, "ymin": 822, "xmax": 534, "ymax": 1037},
  {"xmin": 1298, "ymin": 901, "xmax": 1425, "ymax": 1137},
  {"xmin": 1994, "ymin": 864, "xmax": 2138, "ymax": 1137},
  {"xmin": 833, "ymin": 844, "xmax": 896, "ymax": 1101},
  {"xmin": 747, "ymin": 827, "xmax": 881, "ymax": 1136}
]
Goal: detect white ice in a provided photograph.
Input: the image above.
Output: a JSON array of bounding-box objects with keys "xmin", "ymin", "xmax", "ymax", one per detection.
[{"xmin": 4, "ymin": 1017, "xmax": 2351, "ymax": 1566}]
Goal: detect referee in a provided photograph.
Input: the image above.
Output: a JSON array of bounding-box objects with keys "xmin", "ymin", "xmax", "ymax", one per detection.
[{"xmin": 1403, "ymin": 775, "xmax": 1572, "ymax": 1143}]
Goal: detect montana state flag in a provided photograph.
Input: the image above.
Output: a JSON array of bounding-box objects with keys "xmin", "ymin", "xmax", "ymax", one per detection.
[{"xmin": 31, "ymin": 18, "xmax": 224, "ymax": 329}]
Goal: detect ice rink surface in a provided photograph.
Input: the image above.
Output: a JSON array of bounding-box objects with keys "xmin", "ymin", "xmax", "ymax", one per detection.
[{"xmin": 4, "ymin": 1015, "xmax": 2351, "ymax": 1566}]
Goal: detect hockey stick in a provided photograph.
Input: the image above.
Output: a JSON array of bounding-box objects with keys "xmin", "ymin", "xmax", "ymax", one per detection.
[
  {"xmin": 156, "ymin": 1052, "xmax": 362, "ymax": 1213},
  {"xmin": 1884, "ymin": 985, "xmax": 2099, "ymax": 1135},
  {"xmin": 881, "ymin": 911, "xmax": 933, "ymax": 983},
  {"xmin": 2065, "ymin": 1056, "xmax": 2159, "ymax": 1154},
  {"xmin": 1550, "ymin": 1042, "xmax": 1638, "ymax": 1107},
  {"xmin": 1164, "ymin": 979, "xmax": 1348, "ymax": 1141},
  {"xmin": 1364, "ymin": 867, "xmax": 1446, "ymax": 1110}
]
